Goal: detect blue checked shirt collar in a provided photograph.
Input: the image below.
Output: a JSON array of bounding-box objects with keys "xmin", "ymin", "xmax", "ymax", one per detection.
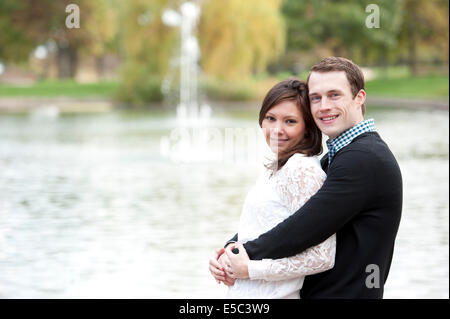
[{"xmin": 326, "ymin": 119, "xmax": 377, "ymax": 165}]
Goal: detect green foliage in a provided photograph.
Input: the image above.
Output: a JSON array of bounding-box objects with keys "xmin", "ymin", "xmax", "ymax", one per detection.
[
  {"xmin": 0, "ymin": 0, "xmax": 118, "ymax": 78},
  {"xmin": 201, "ymin": 77, "xmax": 257, "ymax": 101},
  {"xmin": 281, "ymin": 0, "xmax": 403, "ymax": 65},
  {"xmin": 115, "ymin": 71, "xmax": 163, "ymax": 105},
  {"xmin": 395, "ymin": 0, "xmax": 449, "ymax": 74},
  {"xmin": 1, "ymin": 0, "xmax": 448, "ymax": 105},
  {"xmin": 280, "ymin": 0, "xmax": 448, "ymax": 69},
  {"xmin": 117, "ymin": 0, "xmax": 286, "ymax": 104},
  {"xmin": 79, "ymin": 0, "xmax": 119, "ymax": 57},
  {"xmin": 116, "ymin": 0, "xmax": 177, "ymax": 106},
  {"xmin": 199, "ymin": 0, "xmax": 285, "ymax": 80},
  {"xmin": 0, "ymin": 0, "xmax": 35, "ymax": 62}
]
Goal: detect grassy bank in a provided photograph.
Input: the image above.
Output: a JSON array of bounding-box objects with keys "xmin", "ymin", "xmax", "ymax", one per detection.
[
  {"xmin": 0, "ymin": 75, "xmax": 448, "ymax": 101},
  {"xmin": 365, "ymin": 76, "xmax": 449, "ymax": 100},
  {"xmin": 0, "ymin": 80, "xmax": 118, "ymax": 98}
]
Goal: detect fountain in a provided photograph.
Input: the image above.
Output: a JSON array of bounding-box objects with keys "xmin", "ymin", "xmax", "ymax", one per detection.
[
  {"xmin": 160, "ymin": 1, "xmax": 214, "ymax": 163},
  {"xmin": 160, "ymin": 2, "xmax": 268, "ymax": 165},
  {"xmin": 162, "ymin": 1, "xmax": 211, "ymax": 126}
]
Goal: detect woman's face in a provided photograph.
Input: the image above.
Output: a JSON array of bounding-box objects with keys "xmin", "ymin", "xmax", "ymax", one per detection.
[{"xmin": 261, "ymin": 100, "xmax": 306, "ymax": 154}]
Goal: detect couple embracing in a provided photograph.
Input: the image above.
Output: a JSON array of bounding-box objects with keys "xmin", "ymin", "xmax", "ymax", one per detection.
[{"xmin": 209, "ymin": 57, "xmax": 403, "ymax": 299}]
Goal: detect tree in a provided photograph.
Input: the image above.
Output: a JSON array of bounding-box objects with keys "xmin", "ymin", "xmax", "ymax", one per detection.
[
  {"xmin": 0, "ymin": 0, "xmax": 35, "ymax": 63},
  {"xmin": 396, "ymin": 0, "xmax": 449, "ymax": 75},
  {"xmin": 79, "ymin": 0, "xmax": 119, "ymax": 78},
  {"xmin": 280, "ymin": 0, "xmax": 449, "ymax": 74},
  {"xmin": 116, "ymin": 0, "xmax": 178, "ymax": 104},
  {"xmin": 281, "ymin": 0, "xmax": 403, "ymax": 67},
  {"xmin": 117, "ymin": 0, "xmax": 286, "ymax": 103},
  {"xmin": 199, "ymin": 0, "xmax": 285, "ymax": 80},
  {"xmin": 0, "ymin": 0, "xmax": 117, "ymax": 78}
]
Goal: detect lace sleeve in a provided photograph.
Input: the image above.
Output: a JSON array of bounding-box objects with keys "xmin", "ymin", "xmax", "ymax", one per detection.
[
  {"xmin": 248, "ymin": 233, "xmax": 336, "ymax": 281},
  {"xmin": 248, "ymin": 155, "xmax": 336, "ymax": 281}
]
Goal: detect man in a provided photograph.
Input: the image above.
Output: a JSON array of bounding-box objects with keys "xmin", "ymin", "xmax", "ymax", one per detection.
[{"xmin": 209, "ymin": 57, "xmax": 402, "ymax": 298}]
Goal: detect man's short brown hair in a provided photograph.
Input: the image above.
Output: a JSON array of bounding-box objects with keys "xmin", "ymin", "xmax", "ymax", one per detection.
[{"xmin": 307, "ymin": 57, "xmax": 366, "ymax": 115}]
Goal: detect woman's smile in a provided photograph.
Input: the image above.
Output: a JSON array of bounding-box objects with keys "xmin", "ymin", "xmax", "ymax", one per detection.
[{"xmin": 270, "ymin": 138, "xmax": 289, "ymax": 145}]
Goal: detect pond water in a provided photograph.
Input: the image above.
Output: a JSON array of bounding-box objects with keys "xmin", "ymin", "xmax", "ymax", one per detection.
[{"xmin": 0, "ymin": 105, "xmax": 448, "ymax": 298}]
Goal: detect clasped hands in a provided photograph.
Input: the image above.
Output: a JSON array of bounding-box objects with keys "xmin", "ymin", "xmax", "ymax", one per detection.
[{"xmin": 208, "ymin": 242, "xmax": 250, "ymax": 286}]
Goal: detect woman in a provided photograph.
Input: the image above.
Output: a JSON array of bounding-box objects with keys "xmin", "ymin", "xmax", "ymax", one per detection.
[{"xmin": 217, "ymin": 78, "xmax": 336, "ymax": 299}]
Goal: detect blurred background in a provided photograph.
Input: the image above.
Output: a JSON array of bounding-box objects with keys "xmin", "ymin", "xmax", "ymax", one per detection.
[{"xmin": 0, "ymin": 0, "xmax": 448, "ymax": 298}]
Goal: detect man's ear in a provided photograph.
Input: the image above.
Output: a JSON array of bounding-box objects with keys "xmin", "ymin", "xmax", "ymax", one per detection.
[{"xmin": 355, "ymin": 89, "xmax": 366, "ymax": 107}]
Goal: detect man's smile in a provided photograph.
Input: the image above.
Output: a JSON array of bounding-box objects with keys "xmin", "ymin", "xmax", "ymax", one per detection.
[{"xmin": 319, "ymin": 114, "xmax": 339, "ymax": 124}]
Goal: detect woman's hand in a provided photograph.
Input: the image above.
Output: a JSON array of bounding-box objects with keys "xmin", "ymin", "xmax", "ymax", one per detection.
[
  {"xmin": 208, "ymin": 248, "xmax": 236, "ymax": 286},
  {"xmin": 224, "ymin": 242, "xmax": 250, "ymax": 279},
  {"xmin": 209, "ymin": 248, "xmax": 226, "ymax": 283}
]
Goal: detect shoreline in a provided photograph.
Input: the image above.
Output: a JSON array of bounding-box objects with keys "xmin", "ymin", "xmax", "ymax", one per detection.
[
  {"xmin": 0, "ymin": 97, "xmax": 115, "ymax": 113},
  {"xmin": 0, "ymin": 95, "xmax": 448, "ymax": 113}
]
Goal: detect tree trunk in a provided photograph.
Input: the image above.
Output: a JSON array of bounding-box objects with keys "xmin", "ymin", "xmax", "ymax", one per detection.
[
  {"xmin": 380, "ymin": 46, "xmax": 389, "ymax": 78},
  {"xmin": 408, "ymin": 34, "xmax": 418, "ymax": 75},
  {"xmin": 57, "ymin": 44, "xmax": 78, "ymax": 79},
  {"xmin": 406, "ymin": 11, "xmax": 418, "ymax": 76},
  {"xmin": 95, "ymin": 55, "xmax": 106, "ymax": 79},
  {"xmin": 361, "ymin": 46, "xmax": 369, "ymax": 66}
]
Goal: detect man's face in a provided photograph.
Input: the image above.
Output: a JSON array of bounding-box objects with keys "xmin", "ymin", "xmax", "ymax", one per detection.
[{"xmin": 308, "ymin": 71, "xmax": 365, "ymax": 139}]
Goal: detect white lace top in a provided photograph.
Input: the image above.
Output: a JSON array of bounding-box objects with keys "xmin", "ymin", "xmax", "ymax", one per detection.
[{"xmin": 226, "ymin": 153, "xmax": 336, "ymax": 299}]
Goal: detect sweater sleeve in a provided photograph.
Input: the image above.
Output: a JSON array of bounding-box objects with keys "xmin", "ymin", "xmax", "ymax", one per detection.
[
  {"xmin": 224, "ymin": 234, "xmax": 238, "ymax": 248},
  {"xmin": 243, "ymin": 149, "xmax": 375, "ymax": 260}
]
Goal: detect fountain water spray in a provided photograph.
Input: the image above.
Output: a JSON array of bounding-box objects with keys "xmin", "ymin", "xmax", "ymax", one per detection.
[
  {"xmin": 162, "ymin": 1, "xmax": 211, "ymax": 126},
  {"xmin": 160, "ymin": 2, "xmax": 271, "ymax": 165}
]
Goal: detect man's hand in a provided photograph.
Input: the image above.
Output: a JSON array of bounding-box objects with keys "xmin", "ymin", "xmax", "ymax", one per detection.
[
  {"xmin": 208, "ymin": 248, "xmax": 236, "ymax": 286},
  {"xmin": 224, "ymin": 242, "xmax": 250, "ymax": 279}
]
